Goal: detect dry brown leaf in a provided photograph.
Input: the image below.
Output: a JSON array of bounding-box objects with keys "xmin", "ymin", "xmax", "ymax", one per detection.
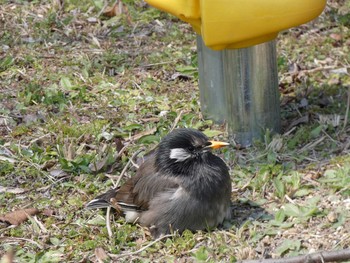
[
  {"xmin": 103, "ymin": 2, "xmax": 121, "ymax": 17},
  {"xmin": 0, "ymin": 208, "xmax": 40, "ymax": 226},
  {"xmin": 103, "ymin": 1, "xmax": 132, "ymax": 24},
  {"xmin": 41, "ymin": 160, "xmax": 56, "ymax": 171},
  {"xmin": 0, "ymin": 250, "xmax": 14, "ymax": 263},
  {"xmin": 114, "ymin": 137, "xmax": 125, "ymax": 153},
  {"xmin": 42, "ymin": 208, "xmax": 55, "ymax": 217},
  {"xmin": 330, "ymin": 33, "xmax": 342, "ymax": 41},
  {"xmin": 94, "ymin": 247, "xmax": 109, "ymax": 263}
]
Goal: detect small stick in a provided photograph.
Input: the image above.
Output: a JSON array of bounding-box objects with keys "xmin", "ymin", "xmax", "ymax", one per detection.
[
  {"xmin": 239, "ymin": 248, "xmax": 350, "ymax": 263},
  {"xmin": 170, "ymin": 110, "xmax": 184, "ymax": 132}
]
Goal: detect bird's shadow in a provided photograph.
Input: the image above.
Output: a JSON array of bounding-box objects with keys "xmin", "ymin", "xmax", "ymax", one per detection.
[{"xmin": 223, "ymin": 200, "xmax": 272, "ymax": 229}]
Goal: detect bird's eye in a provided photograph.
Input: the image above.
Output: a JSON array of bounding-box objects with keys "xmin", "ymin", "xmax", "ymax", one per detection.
[{"xmin": 188, "ymin": 146, "xmax": 195, "ymax": 152}]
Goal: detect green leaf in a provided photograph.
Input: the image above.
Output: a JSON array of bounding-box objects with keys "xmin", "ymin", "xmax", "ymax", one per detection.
[
  {"xmin": 306, "ymin": 196, "xmax": 320, "ymax": 207},
  {"xmin": 60, "ymin": 77, "xmax": 73, "ymax": 90},
  {"xmin": 0, "ymin": 55, "xmax": 14, "ymax": 70},
  {"xmin": 324, "ymin": 169, "xmax": 337, "ymax": 178},
  {"xmin": 123, "ymin": 124, "xmax": 143, "ymax": 131},
  {"xmin": 138, "ymin": 135, "xmax": 160, "ymax": 144},
  {"xmin": 50, "ymin": 237, "xmax": 61, "ymax": 246},
  {"xmin": 92, "ymin": 0, "xmax": 104, "ymax": 9},
  {"xmin": 310, "ymin": 125, "xmax": 323, "ymax": 138},
  {"xmin": 267, "ymin": 151, "xmax": 278, "ymax": 164},
  {"xmin": 283, "ymin": 204, "xmax": 301, "ymax": 217},
  {"xmin": 275, "ymin": 239, "xmax": 301, "ymax": 256},
  {"xmin": 273, "ymin": 178, "xmax": 285, "ymax": 198},
  {"xmin": 294, "ymin": 188, "xmax": 312, "ymax": 197},
  {"xmin": 275, "ymin": 209, "xmax": 285, "ymax": 223},
  {"xmin": 175, "ymin": 65, "xmax": 197, "ymax": 74},
  {"xmin": 193, "ymin": 246, "xmax": 209, "ymax": 261},
  {"xmin": 37, "ymin": 250, "xmax": 64, "ymax": 263},
  {"xmin": 87, "ymin": 215, "xmax": 106, "ymax": 226}
]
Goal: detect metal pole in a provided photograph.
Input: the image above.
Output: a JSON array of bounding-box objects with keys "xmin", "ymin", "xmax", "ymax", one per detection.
[
  {"xmin": 197, "ymin": 36, "xmax": 226, "ymax": 124},
  {"xmin": 197, "ymin": 36, "xmax": 281, "ymax": 147}
]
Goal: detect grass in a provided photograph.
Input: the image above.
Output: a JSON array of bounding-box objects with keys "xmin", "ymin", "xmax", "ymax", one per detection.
[{"xmin": 1, "ymin": 0, "xmax": 350, "ymax": 262}]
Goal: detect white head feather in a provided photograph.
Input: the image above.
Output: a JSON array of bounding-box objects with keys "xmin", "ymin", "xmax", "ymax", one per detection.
[{"xmin": 169, "ymin": 148, "xmax": 192, "ymax": 162}]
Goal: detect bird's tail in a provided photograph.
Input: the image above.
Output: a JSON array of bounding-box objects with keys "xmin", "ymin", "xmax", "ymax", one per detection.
[
  {"xmin": 85, "ymin": 188, "xmax": 119, "ymax": 209},
  {"xmin": 85, "ymin": 198, "xmax": 111, "ymax": 209}
]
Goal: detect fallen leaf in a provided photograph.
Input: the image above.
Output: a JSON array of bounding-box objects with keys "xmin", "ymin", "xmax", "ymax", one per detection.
[
  {"xmin": 0, "ymin": 208, "xmax": 40, "ymax": 226},
  {"xmin": 0, "ymin": 250, "xmax": 14, "ymax": 263},
  {"xmin": 114, "ymin": 137, "xmax": 125, "ymax": 153},
  {"xmin": 95, "ymin": 247, "xmax": 109, "ymax": 263},
  {"xmin": 42, "ymin": 208, "xmax": 55, "ymax": 217},
  {"xmin": 50, "ymin": 169, "xmax": 68, "ymax": 178},
  {"xmin": 330, "ymin": 33, "xmax": 342, "ymax": 41},
  {"xmin": 41, "ymin": 160, "xmax": 56, "ymax": 171},
  {"xmin": 103, "ymin": 0, "xmax": 132, "ymax": 24},
  {"xmin": 0, "ymin": 186, "xmax": 28, "ymax": 194},
  {"xmin": 103, "ymin": 2, "xmax": 122, "ymax": 17},
  {"xmin": 127, "ymin": 127, "xmax": 157, "ymax": 142}
]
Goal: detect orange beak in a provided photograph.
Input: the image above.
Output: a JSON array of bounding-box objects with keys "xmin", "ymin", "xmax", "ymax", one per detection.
[{"xmin": 208, "ymin": 140, "xmax": 230, "ymax": 149}]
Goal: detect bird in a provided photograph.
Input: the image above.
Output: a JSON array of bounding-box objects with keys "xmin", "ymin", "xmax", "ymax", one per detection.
[{"xmin": 86, "ymin": 128, "xmax": 232, "ymax": 238}]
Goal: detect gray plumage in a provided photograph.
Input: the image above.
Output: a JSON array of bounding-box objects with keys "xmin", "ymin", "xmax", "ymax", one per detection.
[{"xmin": 86, "ymin": 128, "xmax": 231, "ymax": 238}]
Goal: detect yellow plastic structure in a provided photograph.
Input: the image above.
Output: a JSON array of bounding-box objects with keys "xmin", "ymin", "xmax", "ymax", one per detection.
[{"xmin": 145, "ymin": 0, "xmax": 327, "ymax": 50}]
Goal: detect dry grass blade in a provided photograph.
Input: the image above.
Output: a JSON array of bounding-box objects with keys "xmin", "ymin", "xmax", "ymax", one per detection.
[
  {"xmin": 106, "ymin": 207, "xmax": 113, "ymax": 239},
  {"xmin": 108, "ymin": 234, "xmax": 174, "ymax": 260},
  {"xmin": 105, "ymin": 148, "xmax": 145, "ymax": 237}
]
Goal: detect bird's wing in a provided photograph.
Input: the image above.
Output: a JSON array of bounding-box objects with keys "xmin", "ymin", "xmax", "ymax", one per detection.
[{"xmin": 85, "ymin": 153, "xmax": 179, "ymax": 212}]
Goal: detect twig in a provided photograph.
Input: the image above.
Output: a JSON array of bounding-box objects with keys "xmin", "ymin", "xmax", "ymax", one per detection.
[
  {"xmin": 240, "ymin": 248, "xmax": 350, "ymax": 263},
  {"xmin": 170, "ymin": 110, "xmax": 184, "ymax": 132},
  {"xmin": 108, "ymin": 234, "xmax": 173, "ymax": 260},
  {"xmin": 284, "ymin": 195, "xmax": 296, "ymax": 204},
  {"xmin": 113, "ymin": 148, "xmax": 145, "ymax": 188}
]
